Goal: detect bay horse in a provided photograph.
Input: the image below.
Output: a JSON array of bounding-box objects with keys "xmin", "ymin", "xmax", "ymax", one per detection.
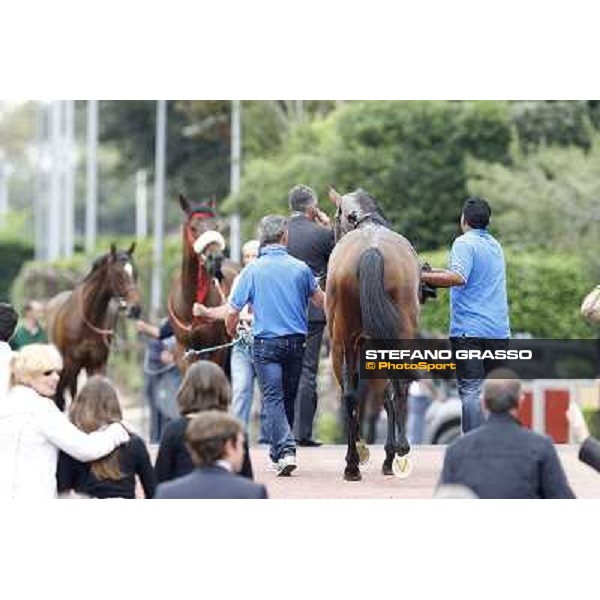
[
  {"xmin": 168, "ymin": 194, "xmax": 240, "ymax": 373},
  {"xmin": 46, "ymin": 243, "xmax": 142, "ymax": 411},
  {"xmin": 326, "ymin": 188, "xmax": 421, "ymax": 481}
]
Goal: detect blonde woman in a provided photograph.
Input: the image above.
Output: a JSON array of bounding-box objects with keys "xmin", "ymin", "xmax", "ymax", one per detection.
[
  {"xmin": 57, "ymin": 376, "xmax": 156, "ymax": 499},
  {"xmin": 0, "ymin": 344, "xmax": 129, "ymax": 499}
]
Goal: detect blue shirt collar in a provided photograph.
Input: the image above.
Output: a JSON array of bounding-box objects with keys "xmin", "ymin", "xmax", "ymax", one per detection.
[
  {"xmin": 466, "ymin": 228, "xmax": 489, "ymax": 236},
  {"xmin": 259, "ymin": 244, "xmax": 288, "ymax": 257}
]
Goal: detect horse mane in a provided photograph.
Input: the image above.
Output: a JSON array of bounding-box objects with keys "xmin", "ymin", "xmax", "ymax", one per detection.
[{"xmin": 348, "ymin": 189, "xmax": 392, "ymax": 229}]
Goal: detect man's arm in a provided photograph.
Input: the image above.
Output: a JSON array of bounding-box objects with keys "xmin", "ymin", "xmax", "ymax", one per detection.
[
  {"xmin": 225, "ymin": 304, "xmax": 241, "ymax": 338},
  {"xmin": 311, "ymin": 287, "xmax": 326, "ymax": 309},
  {"xmin": 421, "ymin": 269, "xmax": 465, "ymax": 288},
  {"xmin": 193, "ymin": 303, "xmax": 228, "ymax": 321},
  {"xmin": 540, "ymin": 439, "xmax": 576, "ymax": 499}
]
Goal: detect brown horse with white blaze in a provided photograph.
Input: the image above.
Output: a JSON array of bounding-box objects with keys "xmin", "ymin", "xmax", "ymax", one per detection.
[
  {"xmin": 326, "ymin": 188, "xmax": 421, "ymax": 481},
  {"xmin": 46, "ymin": 243, "xmax": 142, "ymax": 411},
  {"xmin": 168, "ymin": 194, "xmax": 240, "ymax": 373}
]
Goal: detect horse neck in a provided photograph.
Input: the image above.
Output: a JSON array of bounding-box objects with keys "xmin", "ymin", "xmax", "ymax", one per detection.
[
  {"xmin": 180, "ymin": 230, "xmax": 199, "ymax": 311},
  {"xmin": 79, "ymin": 268, "xmax": 115, "ymax": 326}
]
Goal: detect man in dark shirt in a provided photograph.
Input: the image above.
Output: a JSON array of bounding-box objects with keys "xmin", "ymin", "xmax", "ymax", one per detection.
[
  {"xmin": 286, "ymin": 185, "xmax": 335, "ymax": 446},
  {"xmin": 439, "ymin": 368, "xmax": 575, "ymax": 499},
  {"xmin": 155, "ymin": 411, "xmax": 268, "ymax": 499}
]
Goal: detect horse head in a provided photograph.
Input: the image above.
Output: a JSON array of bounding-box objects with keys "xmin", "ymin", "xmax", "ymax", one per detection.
[
  {"xmin": 103, "ymin": 243, "xmax": 142, "ymax": 319},
  {"xmin": 329, "ymin": 187, "xmax": 391, "ymax": 241},
  {"xmin": 178, "ymin": 193, "xmax": 219, "ymax": 252}
]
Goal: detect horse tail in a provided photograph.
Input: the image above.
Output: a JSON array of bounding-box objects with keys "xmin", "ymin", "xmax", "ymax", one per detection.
[{"xmin": 357, "ymin": 247, "xmax": 400, "ymax": 340}]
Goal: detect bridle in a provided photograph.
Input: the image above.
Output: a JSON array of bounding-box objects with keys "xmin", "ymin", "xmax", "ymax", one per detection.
[{"xmin": 77, "ymin": 261, "xmax": 138, "ymax": 348}]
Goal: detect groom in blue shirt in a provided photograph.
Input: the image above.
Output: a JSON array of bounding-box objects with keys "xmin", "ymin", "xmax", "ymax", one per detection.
[
  {"xmin": 422, "ymin": 197, "xmax": 510, "ymax": 432},
  {"xmin": 226, "ymin": 215, "xmax": 325, "ymax": 476}
]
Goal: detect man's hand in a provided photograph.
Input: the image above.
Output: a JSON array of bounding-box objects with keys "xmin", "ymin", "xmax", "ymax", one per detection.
[
  {"xmin": 328, "ymin": 186, "xmax": 342, "ymax": 205},
  {"xmin": 193, "ymin": 303, "xmax": 210, "ymax": 318},
  {"xmin": 136, "ymin": 320, "xmax": 159, "ymax": 338},
  {"xmin": 311, "ymin": 288, "xmax": 326, "ymax": 309}
]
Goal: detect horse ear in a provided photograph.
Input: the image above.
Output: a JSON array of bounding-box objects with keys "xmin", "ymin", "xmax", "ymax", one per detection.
[
  {"xmin": 328, "ymin": 186, "xmax": 342, "ymax": 206},
  {"xmin": 179, "ymin": 194, "xmax": 191, "ymax": 214},
  {"xmin": 110, "ymin": 243, "xmax": 117, "ymax": 259},
  {"xmin": 127, "ymin": 242, "xmax": 136, "ymax": 256}
]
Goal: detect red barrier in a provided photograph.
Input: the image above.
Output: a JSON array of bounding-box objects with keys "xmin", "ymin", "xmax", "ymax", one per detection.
[{"xmin": 517, "ymin": 387, "xmax": 570, "ymax": 443}]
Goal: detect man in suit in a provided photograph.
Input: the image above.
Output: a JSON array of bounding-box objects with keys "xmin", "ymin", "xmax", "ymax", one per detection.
[
  {"xmin": 286, "ymin": 185, "xmax": 335, "ymax": 446},
  {"xmin": 439, "ymin": 369, "xmax": 575, "ymax": 499},
  {"xmin": 155, "ymin": 411, "xmax": 268, "ymax": 499}
]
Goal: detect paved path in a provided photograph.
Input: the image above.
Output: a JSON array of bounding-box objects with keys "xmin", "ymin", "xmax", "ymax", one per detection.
[{"xmin": 248, "ymin": 444, "xmax": 600, "ymax": 499}]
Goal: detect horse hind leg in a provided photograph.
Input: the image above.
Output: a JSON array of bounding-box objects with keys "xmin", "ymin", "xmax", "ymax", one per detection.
[
  {"xmin": 382, "ymin": 383, "xmax": 397, "ymax": 475},
  {"xmin": 392, "ymin": 378, "xmax": 411, "ymax": 457},
  {"xmin": 342, "ymin": 354, "xmax": 361, "ymax": 482}
]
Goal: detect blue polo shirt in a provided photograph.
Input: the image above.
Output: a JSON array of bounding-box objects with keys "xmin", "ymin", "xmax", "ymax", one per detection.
[
  {"xmin": 229, "ymin": 245, "xmax": 318, "ymax": 339},
  {"xmin": 449, "ymin": 229, "xmax": 510, "ymax": 338}
]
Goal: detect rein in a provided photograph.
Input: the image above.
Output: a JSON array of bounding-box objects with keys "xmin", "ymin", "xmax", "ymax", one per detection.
[{"xmin": 77, "ymin": 288, "xmax": 115, "ymax": 349}]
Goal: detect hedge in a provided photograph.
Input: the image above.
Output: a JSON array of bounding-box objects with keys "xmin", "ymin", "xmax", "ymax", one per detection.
[{"xmin": 419, "ymin": 248, "xmax": 598, "ymax": 339}]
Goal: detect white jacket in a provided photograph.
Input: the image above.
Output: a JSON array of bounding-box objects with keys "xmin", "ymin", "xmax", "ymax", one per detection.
[{"xmin": 0, "ymin": 385, "xmax": 129, "ymax": 499}]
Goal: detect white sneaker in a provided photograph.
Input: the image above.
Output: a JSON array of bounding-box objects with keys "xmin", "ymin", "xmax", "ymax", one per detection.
[{"xmin": 276, "ymin": 454, "xmax": 297, "ymax": 477}]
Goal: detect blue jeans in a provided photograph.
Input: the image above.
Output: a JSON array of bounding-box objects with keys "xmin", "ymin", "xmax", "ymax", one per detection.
[
  {"xmin": 450, "ymin": 337, "xmax": 509, "ymax": 433},
  {"xmin": 406, "ymin": 394, "xmax": 432, "ymax": 444},
  {"xmin": 253, "ymin": 335, "xmax": 306, "ymax": 463},
  {"xmin": 231, "ymin": 343, "xmax": 256, "ymax": 427}
]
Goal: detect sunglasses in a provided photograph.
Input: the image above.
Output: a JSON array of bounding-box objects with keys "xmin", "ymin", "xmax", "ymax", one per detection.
[{"xmin": 42, "ymin": 369, "xmax": 62, "ymax": 377}]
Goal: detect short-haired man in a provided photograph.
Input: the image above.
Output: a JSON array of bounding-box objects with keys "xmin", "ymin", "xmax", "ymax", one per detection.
[
  {"xmin": 421, "ymin": 197, "xmax": 510, "ymax": 432},
  {"xmin": 226, "ymin": 215, "xmax": 325, "ymax": 476},
  {"xmin": 0, "ymin": 303, "xmax": 18, "ymax": 399},
  {"xmin": 439, "ymin": 369, "xmax": 575, "ymax": 499},
  {"xmin": 287, "ymin": 185, "xmax": 335, "ymax": 446},
  {"xmin": 155, "ymin": 411, "xmax": 267, "ymax": 499},
  {"xmin": 10, "ymin": 301, "xmax": 47, "ymax": 350}
]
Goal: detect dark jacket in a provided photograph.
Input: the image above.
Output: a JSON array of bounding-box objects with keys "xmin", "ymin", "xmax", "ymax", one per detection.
[
  {"xmin": 439, "ymin": 413, "xmax": 575, "ymax": 499},
  {"xmin": 579, "ymin": 436, "xmax": 600, "ymax": 473},
  {"xmin": 57, "ymin": 433, "xmax": 156, "ymax": 499},
  {"xmin": 154, "ymin": 465, "xmax": 268, "ymax": 499},
  {"xmin": 154, "ymin": 416, "xmax": 253, "ymax": 483},
  {"xmin": 286, "ymin": 214, "xmax": 335, "ymax": 322}
]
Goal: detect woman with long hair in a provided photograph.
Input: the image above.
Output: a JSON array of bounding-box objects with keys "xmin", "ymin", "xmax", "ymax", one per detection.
[
  {"xmin": 57, "ymin": 375, "xmax": 156, "ymax": 499},
  {"xmin": 0, "ymin": 344, "xmax": 129, "ymax": 499},
  {"xmin": 154, "ymin": 360, "xmax": 253, "ymax": 483}
]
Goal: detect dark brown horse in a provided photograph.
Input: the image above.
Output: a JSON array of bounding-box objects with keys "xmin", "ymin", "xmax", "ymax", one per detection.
[
  {"xmin": 326, "ymin": 188, "xmax": 421, "ymax": 481},
  {"xmin": 46, "ymin": 243, "xmax": 142, "ymax": 411},
  {"xmin": 168, "ymin": 194, "xmax": 240, "ymax": 373}
]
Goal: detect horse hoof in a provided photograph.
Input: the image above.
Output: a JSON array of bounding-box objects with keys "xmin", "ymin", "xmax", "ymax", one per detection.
[
  {"xmin": 343, "ymin": 469, "xmax": 362, "ymax": 482},
  {"xmin": 392, "ymin": 455, "xmax": 413, "ymax": 479},
  {"xmin": 382, "ymin": 463, "xmax": 394, "ymax": 476},
  {"xmin": 356, "ymin": 439, "xmax": 370, "ymax": 465}
]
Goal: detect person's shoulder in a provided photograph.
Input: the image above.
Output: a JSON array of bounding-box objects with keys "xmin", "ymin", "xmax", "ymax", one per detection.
[
  {"xmin": 161, "ymin": 417, "xmax": 187, "ymax": 439},
  {"xmin": 127, "ymin": 432, "xmax": 149, "ymax": 452}
]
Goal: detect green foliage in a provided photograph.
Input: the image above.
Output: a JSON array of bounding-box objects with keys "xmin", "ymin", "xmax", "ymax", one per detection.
[
  {"xmin": 512, "ymin": 101, "xmax": 596, "ymax": 154},
  {"xmin": 315, "ymin": 411, "xmax": 344, "ymax": 444},
  {"xmin": 227, "ymin": 100, "xmax": 513, "ymax": 250},
  {"xmin": 467, "ymin": 136, "xmax": 600, "ymax": 279},
  {"xmin": 0, "ymin": 239, "xmax": 33, "ymax": 303},
  {"xmin": 583, "ymin": 407, "xmax": 600, "ymax": 439},
  {"xmin": 419, "ymin": 248, "xmax": 597, "ymax": 339}
]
